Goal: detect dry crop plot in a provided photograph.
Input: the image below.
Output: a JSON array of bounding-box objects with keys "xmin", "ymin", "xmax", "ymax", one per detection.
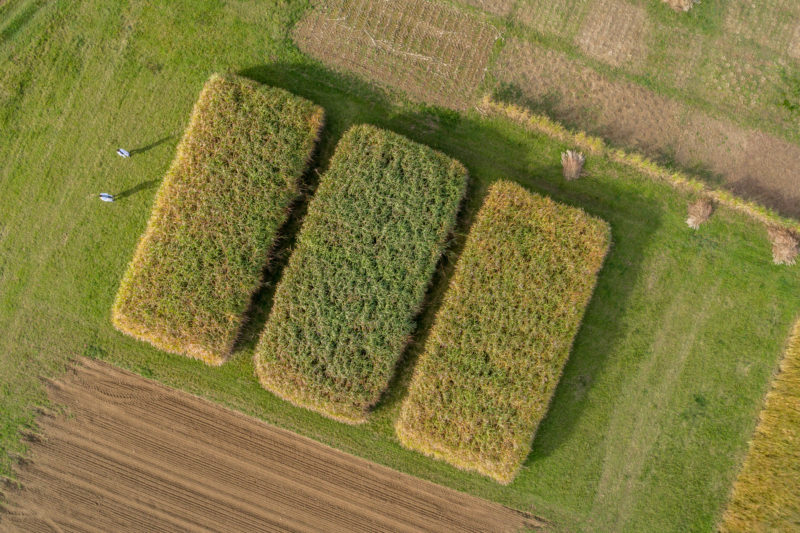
[
  {"xmin": 396, "ymin": 181, "xmax": 610, "ymax": 484},
  {"xmin": 516, "ymin": 0, "xmax": 590, "ymax": 41},
  {"xmin": 720, "ymin": 320, "xmax": 800, "ymax": 531},
  {"xmin": 112, "ymin": 74, "xmax": 323, "ymax": 365},
  {"xmin": 575, "ymin": 0, "xmax": 649, "ymax": 68},
  {"xmin": 495, "ymin": 40, "xmax": 800, "ymax": 218},
  {"xmin": 293, "ymin": 0, "xmax": 499, "ymax": 109},
  {"xmin": 725, "ymin": 0, "xmax": 800, "ymax": 59},
  {"xmin": 254, "ymin": 125, "xmax": 467, "ymax": 424}
]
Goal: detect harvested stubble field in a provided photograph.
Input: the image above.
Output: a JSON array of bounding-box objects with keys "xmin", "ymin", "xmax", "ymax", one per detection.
[
  {"xmin": 397, "ymin": 181, "xmax": 610, "ymax": 484},
  {"xmin": 0, "ymin": 358, "xmax": 543, "ymax": 532},
  {"xmin": 292, "ymin": 0, "xmax": 499, "ymax": 109},
  {"xmin": 112, "ymin": 73, "xmax": 323, "ymax": 366},
  {"xmin": 4, "ymin": 1, "xmax": 800, "ymax": 531},
  {"xmin": 720, "ymin": 320, "xmax": 800, "ymax": 531},
  {"xmin": 255, "ymin": 125, "xmax": 467, "ymax": 424}
]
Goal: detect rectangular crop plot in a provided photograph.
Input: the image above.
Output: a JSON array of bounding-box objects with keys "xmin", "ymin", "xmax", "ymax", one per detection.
[
  {"xmin": 112, "ymin": 74, "xmax": 324, "ymax": 366},
  {"xmin": 293, "ymin": 0, "xmax": 499, "ymax": 109},
  {"xmin": 254, "ymin": 124, "xmax": 468, "ymax": 423},
  {"xmin": 396, "ymin": 181, "xmax": 610, "ymax": 484}
]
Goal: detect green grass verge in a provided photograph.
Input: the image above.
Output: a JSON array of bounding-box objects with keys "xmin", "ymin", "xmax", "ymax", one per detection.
[
  {"xmin": 112, "ymin": 73, "xmax": 324, "ymax": 365},
  {"xmin": 720, "ymin": 319, "xmax": 800, "ymax": 531},
  {"xmin": 2, "ymin": 1, "xmax": 799, "ymax": 531},
  {"xmin": 254, "ymin": 124, "xmax": 468, "ymax": 423},
  {"xmin": 397, "ymin": 180, "xmax": 610, "ymax": 484}
]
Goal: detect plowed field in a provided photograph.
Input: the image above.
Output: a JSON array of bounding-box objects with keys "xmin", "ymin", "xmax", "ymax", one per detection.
[{"xmin": 0, "ymin": 359, "xmax": 542, "ymax": 532}]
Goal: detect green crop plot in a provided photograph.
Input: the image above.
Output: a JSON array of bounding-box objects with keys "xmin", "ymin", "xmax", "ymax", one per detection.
[
  {"xmin": 112, "ymin": 74, "xmax": 324, "ymax": 365},
  {"xmin": 397, "ymin": 181, "xmax": 610, "ymax": 484},
  {"xmin": 254, "ymin": 124, "xmax": 467, "ymax": 423}
]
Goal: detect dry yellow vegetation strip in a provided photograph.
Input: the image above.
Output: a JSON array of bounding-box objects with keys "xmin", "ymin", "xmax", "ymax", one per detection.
[
  {"xmin": 254, "ymin": 125, "xmax": 468, "ymax": 424},
  {"xmin": 719, "ymin": 319, "xmax": 800, "ymax": 531},
  {"xmin": 112, "ymin": 74, "xmax": 324, "ymax": 365},
  {"xmin": 478, "ymin": 96, "xmax": 800, "ymax": 237},
  {"xmin": 396, "ymin": 181, "xmax": 610, "ymax": 484}
]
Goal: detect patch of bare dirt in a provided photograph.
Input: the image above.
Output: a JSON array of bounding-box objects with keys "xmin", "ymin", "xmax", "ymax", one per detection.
[
  {"xmin": 457, "ymin": 0, "xmax": 515, "ymax": 16},
  {"xmin": 496, "ymin": 39, "xmax": 800, "ymax": 217},
  {"xmin": 293, "ymin": 0, "xmax": 500, "ymax": 110},
  {"xmin": 0, "ymin": 359, "xmax": 544, "ymax": 532},
  {"xmin": 575, "ymin": 0, "xmax": 649, "ymax": 68},
  {"xmin": 661, "ymin": 0, "xmax": 696, "ymax": 12}
]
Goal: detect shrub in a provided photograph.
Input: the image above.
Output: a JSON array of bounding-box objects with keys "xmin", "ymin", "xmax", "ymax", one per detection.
[
  {"xmin": 112, "ymin": 74, "xmax": 324, "ymax": 365},
  {"xmin": 720, "ymin": 320, "xmax": 800, "ymax": 531},
  {"xmin": 686, "ymin": 197, "xmax": 714, "ymax": 229},
  {"xmin": 396, "ymin": 180, "xmax": 610, "ymax": 484},
  {"xmin": 561, "ymin": 149, "xmax": 586, "ymax": 181},
  {"xmin": 767, "ymin": 226, "xmax": 799, "ymax": 265},
  {"xmin": 254, "ymin": 124, "xmax": 468, "ymax": 423}
]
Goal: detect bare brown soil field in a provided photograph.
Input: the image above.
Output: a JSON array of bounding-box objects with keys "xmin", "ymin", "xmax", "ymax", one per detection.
[
  {"xmin": 0, "ymin": 359, "xmax": 544, "ymax": 532},
  {"xmin": 496, "ymin": 39, "xmax": 800, "ymax": 218},
  {"xmin": 293, "ymin": 0, "xmax": 499, "ymax": 109}
]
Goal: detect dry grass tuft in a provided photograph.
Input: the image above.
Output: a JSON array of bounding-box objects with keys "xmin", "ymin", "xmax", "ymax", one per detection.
[
  {"xmin": 561, "ymin": 149, "xmax": 586, "ymax": 181},
  {"xmin": 720, "ymin": 319, "xmax": 800, "ymax": 531},
  {"xmin": 686, "ymin": 197, "xmax": 714, "ymax": 229},
  {"xmin": 396, "ymin": 181, "xmax": 610, "ymax": 483},
  {"xmin": 254, "ymin": 125, "xmax": 468, "ymax": 423},
  {"xmin": 662, "ymin": 0, "xmax": 697, "ymax": 12},
  {"xmin": 767, "ymin": 226, "xmax": 799, "ymax": 265},
  {"xmin": 112, "ymin": 74, "xmax": 324, "ymax": 365}
]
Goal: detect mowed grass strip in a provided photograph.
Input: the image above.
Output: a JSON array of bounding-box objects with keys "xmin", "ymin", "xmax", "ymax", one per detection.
[
  {"xmin": 254, "ymin": 124, "xmax": 468, "ymax": 424},
  {"xmin": 112, "ymin": 74, "xmax": 324, "ymax": 366},
  {"xmin": 720, "ymin": 319, "xmax": 800, "ymax": 531},
  {"xmin": 396, "ymin": 180, "xmax": 610, "ymax": 484}
]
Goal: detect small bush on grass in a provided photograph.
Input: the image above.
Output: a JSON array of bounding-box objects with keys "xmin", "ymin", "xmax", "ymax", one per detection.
[
  {"xmin": 767, "ymin": 226, "xmax": 799, "ymax": 265},
  {"xmin": 720, "ymin": 320, "xmax": 800, "ymax": 531},
  {"xmin": 254, "ymin": 124, "xmax": 468, "ymax": 423},
  {"xmin": 112, "ymin": 74, "xmax": 324, "ymax": 365},
  {"xmin": 396, "ymin": 180, "xmax": 610, "ymax": 484},
  {"xmin": 687, "ymin": 197, "xmax": 714, "ymax": 229},
  {"xmin": 561, "ymin": 149, "xmax": 585, "ymax": 181}
]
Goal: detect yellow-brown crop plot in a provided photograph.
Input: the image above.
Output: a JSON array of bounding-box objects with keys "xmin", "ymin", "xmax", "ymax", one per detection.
[
  {"xmin": 112, "ymin": 74, "xmax": 324, "ymax": 365},
  {"xmin": 293, "ymin": 0, "xmax": 499, "ymax": 109},
  {"xmin": 396, "ymin": 181, "xmax": 610, "ymax": 484},
  {"xmin": 720, "ymin": 319, "xmax": 800, "ymax": 531}
]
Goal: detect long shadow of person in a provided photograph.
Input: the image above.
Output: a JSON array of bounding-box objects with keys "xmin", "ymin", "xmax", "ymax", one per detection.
[
  {"xmin": 115, "ymin": 179, "xmax": 160, "ymax": 200},
  {"xmin": 128, "ymin": 135, "xmax": 176, "ymax": 156}
]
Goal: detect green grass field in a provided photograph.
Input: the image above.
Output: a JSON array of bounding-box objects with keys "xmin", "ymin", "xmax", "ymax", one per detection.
[
  {"xmin": 1, "ymin": 1, "xmax": 799, "ymax": 531},
  {"xmin": 112, "ymin": 73, "xmax": 323, "ymax": 365}
]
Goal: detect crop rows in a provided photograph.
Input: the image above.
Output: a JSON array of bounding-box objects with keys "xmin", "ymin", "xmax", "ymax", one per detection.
[
  {"xmin": 396, "ymin": 180, "xmax": 610, "ymax": 484},
  {"xmin": 112, "ymin": 74, "xmax": 324, "ymax": 365},
  {"xmin": 254, "ymin": 124, "xmax": 468, "ymax": 423}
]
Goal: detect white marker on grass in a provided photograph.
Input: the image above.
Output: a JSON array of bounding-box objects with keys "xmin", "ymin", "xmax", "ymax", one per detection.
[
  {"xmin": 117, "ymin": 148, "xmax": 131, "ymax": 158},
  {"xmin": 99, "ymin": 193, "xmax": 115, "ymax": 202}
]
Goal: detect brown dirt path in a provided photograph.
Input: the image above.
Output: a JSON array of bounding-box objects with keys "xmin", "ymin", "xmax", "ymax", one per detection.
[{"xmin": 0, "ymin": 359, "xmax": 544, "ymax": 532}]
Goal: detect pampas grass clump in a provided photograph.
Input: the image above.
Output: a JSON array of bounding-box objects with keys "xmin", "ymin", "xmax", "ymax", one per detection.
[
  {"xmin": 562, "ymin": 150, "xmax": 585, "ymax": 181},
  {"xmin": 687, "ymin": 197, "xmax": 713, "ymax": 229},
  {"xmin": 768, "ymin": 226, "xmax": 799, "ymax": 265}
]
